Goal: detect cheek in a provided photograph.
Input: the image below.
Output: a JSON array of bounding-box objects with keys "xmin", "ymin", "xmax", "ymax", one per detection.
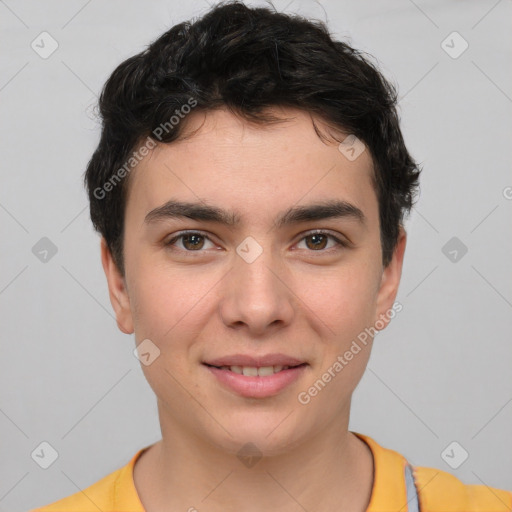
[
  {"xmin": 296, "ymin": 270, "xmax": 378, "ymax": 411},
  {"xmin": 128, "ymin": 268, "xmax": 212, "ymax": 399},
  {"xmin": 304, "ymin": 265, "xmax": 380, "ymax": 340},
  {"xmin": 128, "ymin": 263, "xmax": 218, "ymax": 345}
]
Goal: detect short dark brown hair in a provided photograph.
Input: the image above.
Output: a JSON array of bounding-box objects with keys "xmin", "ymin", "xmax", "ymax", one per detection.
[{"xmin": 85, "ymin": 0, "xmax": 421, "ymax": 275}]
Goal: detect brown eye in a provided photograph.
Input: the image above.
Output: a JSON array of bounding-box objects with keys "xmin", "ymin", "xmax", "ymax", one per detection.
[
  {"xmin": 181, "ymin": 233, "xmax": 205, "ymax": 250},
  {"xmin": 304, "ymin": 233, "xmax": 329, "ymax": 250},
  {"xmin": 296, "ymin": 231, "xmax": 346, "ymax": 252},
  {"xmin": 166, "ymin": 231, "xmax": 215, "ymax": 251}
]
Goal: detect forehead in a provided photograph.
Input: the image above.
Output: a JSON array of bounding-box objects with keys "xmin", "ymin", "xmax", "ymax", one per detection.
[{"xmin": 125, "ymin": 107, "xmax": 378, "ymax": 227}]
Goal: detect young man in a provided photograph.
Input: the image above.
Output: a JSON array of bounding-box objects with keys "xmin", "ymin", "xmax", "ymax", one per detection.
[{"xmin": 32, "ymin": 2, "xmax": 511, "ymax": 511}]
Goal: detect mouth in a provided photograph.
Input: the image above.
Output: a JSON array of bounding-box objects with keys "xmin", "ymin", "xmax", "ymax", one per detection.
[
  {"xmin": 203, "ymin": 362, "xmax": 307, "ymax": 376},
  {"xmin": 202, "ymin": 356, "xmax": 308, "ymax": 398}
]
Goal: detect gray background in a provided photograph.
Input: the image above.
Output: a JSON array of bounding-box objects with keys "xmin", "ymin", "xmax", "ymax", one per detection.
[{"xmin": 1, "ymin": 1, "xmax": 511, "ymax": 510}]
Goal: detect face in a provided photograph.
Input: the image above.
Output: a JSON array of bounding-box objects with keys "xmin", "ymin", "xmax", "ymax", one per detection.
[{"xmin": 102, "ymin": 107, "xmax": 406, "ymax": 456}]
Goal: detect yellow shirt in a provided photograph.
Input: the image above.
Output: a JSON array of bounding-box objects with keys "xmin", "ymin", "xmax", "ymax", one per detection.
[{"xmin": 30, "ymin": 432, "xmax": 512, "ymax": 512}]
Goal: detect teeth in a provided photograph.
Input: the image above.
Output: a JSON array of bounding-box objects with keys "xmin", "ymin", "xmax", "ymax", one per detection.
[
  {"xmin": 224, "ymin": 365, "xmax": 293, "ymax": 376},
  {"xmin": 257, "ymin": 366, "xmax": 275, "ymax": 376}
]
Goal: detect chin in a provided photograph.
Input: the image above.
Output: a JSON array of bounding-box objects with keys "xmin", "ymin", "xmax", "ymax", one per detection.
[{"xmin": 204, "ymin": 407, "xmax": 310, "ymax": 457}]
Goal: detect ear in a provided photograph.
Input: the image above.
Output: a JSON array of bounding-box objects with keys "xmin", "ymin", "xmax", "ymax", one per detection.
[
  {"xmin": 100, "ymin": 238, "xmax": 134, "ymax": 334},
  {"xmin": 374, "ymin": 226, "xmax": 407, "ymax": 330}
]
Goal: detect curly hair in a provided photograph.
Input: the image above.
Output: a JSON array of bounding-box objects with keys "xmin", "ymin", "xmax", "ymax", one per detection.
[{"xmin": 84, "ymin": 0, "xmax": 421, "ymax": 276}]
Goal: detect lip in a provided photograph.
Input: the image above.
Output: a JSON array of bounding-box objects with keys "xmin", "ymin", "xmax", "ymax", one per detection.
[
  {"xmin": 204, "ymin": 353, "xmax": 305, "ymax": 367},
  {"xmin": 203, "ymin": 360, "xmax": 308, "ymax": 399}
]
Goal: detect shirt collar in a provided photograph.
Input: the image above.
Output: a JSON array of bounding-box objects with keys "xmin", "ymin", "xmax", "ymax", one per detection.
[{"xmin": 353, "ymin": 431, "xmax": 410, "ymax": 512}]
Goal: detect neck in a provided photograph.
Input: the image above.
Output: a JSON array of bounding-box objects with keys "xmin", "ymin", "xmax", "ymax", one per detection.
[{"xmin": 134, "ymin": 407, "xmax": 374, "ymax": 512}]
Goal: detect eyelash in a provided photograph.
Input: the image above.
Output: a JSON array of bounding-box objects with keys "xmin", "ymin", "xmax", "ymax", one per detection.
[{"xmin": 165, "ymin": 229, "xmax": 348, "ymax": 255}]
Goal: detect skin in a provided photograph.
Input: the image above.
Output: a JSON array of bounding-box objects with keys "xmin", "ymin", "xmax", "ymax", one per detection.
[{"xmin": 101, "ymin": 106, "xmax": 406, "ymax": 512}]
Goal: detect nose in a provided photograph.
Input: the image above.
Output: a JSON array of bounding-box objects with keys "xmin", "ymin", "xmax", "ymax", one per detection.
[{"xmin": 218, "ymin": 243, "xmax": 296, "ymax": 337}]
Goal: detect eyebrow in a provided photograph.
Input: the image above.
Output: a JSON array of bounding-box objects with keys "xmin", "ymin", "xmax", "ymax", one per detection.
[{"xmin": 144, "ymin": 199, "xmax": 366, "ymax": 229}]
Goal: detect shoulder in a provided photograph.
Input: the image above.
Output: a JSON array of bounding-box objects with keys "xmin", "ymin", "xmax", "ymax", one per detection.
[
  {"xmin": 354, "ymin": 431, "xmax": 512, "ymax": 512},
  {"xmin": 28, "ymin": 450, "xmax": 144, "ymax": 512},
  {"xmin": 413, "ymin": 465, "xmax": 512, "ymax": 512},
  {"xmin": 28, "ymin": 468, "xmax": 122, "ymax": 512}
]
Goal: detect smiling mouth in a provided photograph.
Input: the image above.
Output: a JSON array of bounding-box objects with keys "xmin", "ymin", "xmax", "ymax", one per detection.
[{"xmin": 203, "ymin": 363, "xmax": 307, "ymax": 377}]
